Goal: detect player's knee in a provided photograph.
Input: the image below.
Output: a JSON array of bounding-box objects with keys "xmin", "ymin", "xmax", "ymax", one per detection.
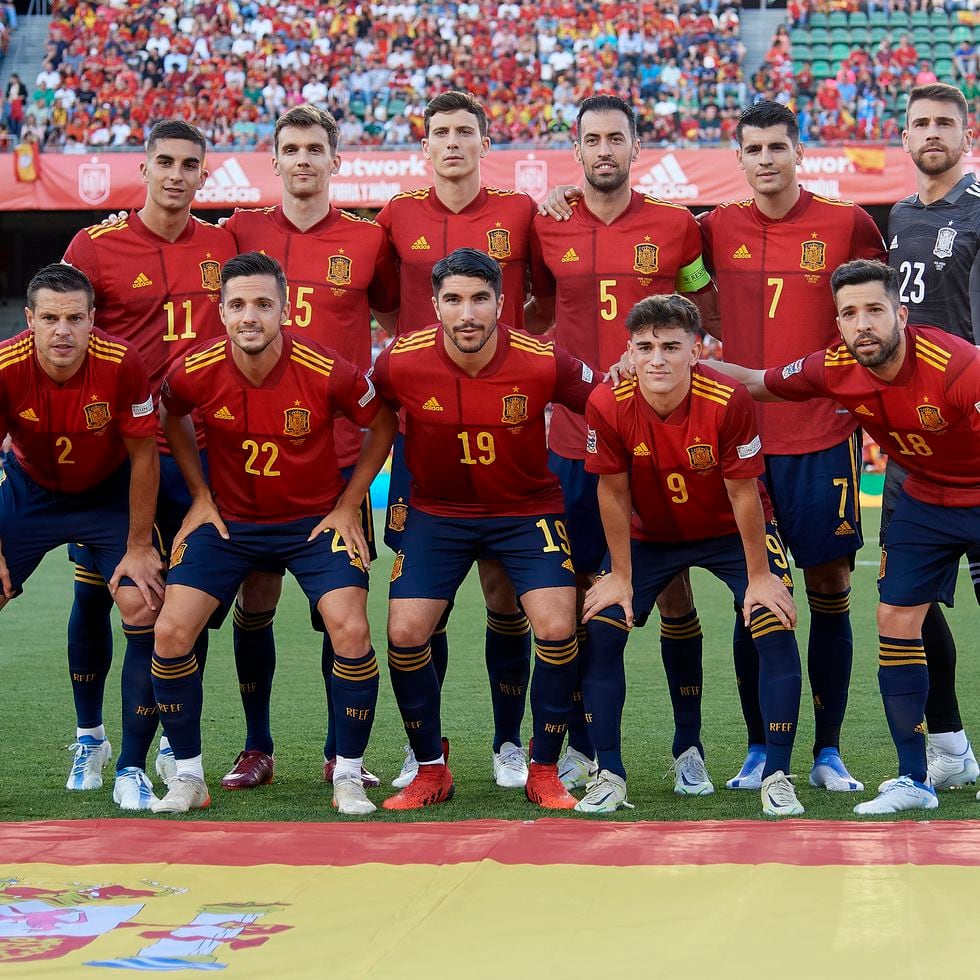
[
  {"xmin": 239, "ymin": 571, "xmax": 283, "ymax": 611},
  {"xmin": 154, "ymin": 614, "xmax": 196, "ymax": 658},
  {"xmin": 803, "ymin": 559, "xmax": 851, "ymax": 594},
  {"xmin": 325, "ymin": 617, "xmax": 371, "ymax": 659},
  {"xmin": 478, "ymin": 561, "xmax": 520, "ymax": 614},
  {"xmin": 877, "ymin": 602, "xmax": 926, "ymax": 638},
  {"xmin": 386, "ymin": 619, "xmax": 428, "ymax": 649},
  {"xmin": 528, "ymin": 610, "xmax": 577, "ymax": 642},
  {"xmin": 113, "ymin": 588, "xmax": 157, "ymax": 627},
  {"xmin": 655, "ymin": 573, "xmax": 694, "ymax": 618}
]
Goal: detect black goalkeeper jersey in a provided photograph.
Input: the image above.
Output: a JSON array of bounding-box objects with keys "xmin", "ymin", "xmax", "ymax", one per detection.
[{"xmin": 887, "ymin": 173, "xmax": 980, "ymax": 344}]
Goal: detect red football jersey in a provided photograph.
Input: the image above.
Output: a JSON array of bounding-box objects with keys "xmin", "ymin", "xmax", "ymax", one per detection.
[
  {"xmin": 700, "ymin": 189, "xmax": 886, "ymax": 455},
  {"xmin": 162, "ymin": 334, "xmax": 381, "ymax": 523},
  {"xmin": 765, "ymin": 325, "xmax": 980, "ymax": 507},
  {"xmin": 377, "ymin": 186, "xmax": 539, "ymax": 334},
  {"xmin": 586, "ymin": 364, "xmax": 768, "ymax": 542},
  {"xmin": 0, "ymin": 328, "xmax": 155, "ymax": 494},
  {"xmin": 371, "ymin": 325, "xmax": 597, "ymax": 518},
  {"xmin": 226, "ymin": 205, "xmax": 399, "ymax": 467},
  {"xmin": 530, "ymin": 191, "xmax": 708, "ymax": 459}
]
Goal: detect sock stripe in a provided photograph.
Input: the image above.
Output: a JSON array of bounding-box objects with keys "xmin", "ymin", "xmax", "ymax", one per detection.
[
  {"xmin": 534, "ymin": 640, "xmax": 578, "ymax": 666},
  {"xmin": 232, "ymin": 604, "xmax": 276, "ymax": 630},
  {"xmin": 122, "ymin": 625, "xmax": 154, "ymax": 637},
  {"xmin": 591, "ymin": 614, "xmax": 631, "ymax": 632},
  {"xmin": 387, "ymin": 646, "xmax": 432, "ymax": 671},
  {"xmin": 879, "ymin": 635, "xmax": 926, "ymax": 668},
  {"xmin": 660, "ymin": 621, "xmax": 702, "ymax": 639},
  {"xmin": 751, "ymin": 623, "xmax": 792, "ymax": 640},
  {"xmin": 151, "ymin": 653, "xmax": 199, "ymax": 680},
  {"xmin": 807, "ymin": 593, "xmax": 851, "ymax": 614},
  {"xmin": 333, "ymin": 657, "xmax": 380, "ymax": 681},
  {"xmin": 74, "ymin": 569, "xmax": 106, "ymax": 586},
  {"xmin": 487, "ymin": 617, "xmax": 531, "ymax": 636}
]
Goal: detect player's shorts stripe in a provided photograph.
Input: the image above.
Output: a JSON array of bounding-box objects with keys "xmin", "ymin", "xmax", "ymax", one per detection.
[
  {"xmin": 185, "ymin": 352, "xmax": 226, "ymax": 374},
  {"xmin": 591, "ymin": 614, "xmax": 632, "ymax": 632}
]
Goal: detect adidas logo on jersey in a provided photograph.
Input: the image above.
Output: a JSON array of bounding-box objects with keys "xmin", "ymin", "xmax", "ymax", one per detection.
[
  {"xmin": 732, "ymin": 244, "xmax": 752, "ymax": 259},
  {"xmin": 18, "ymin": 408, "xmax": 39, "ymax": 422},
  {"xmin": 633, "ymin": 442, "xmax": 651, "ymax": 456},
  {"xmin": 213, "ymin": 406, "xmax": 236, "ymax": 420},
  {"xmin": 889, "ymin": 235, "xmax": 898, "ymax": 249},
  {"xmin": 411, "ymin": 236, "xmax": 430, "ymax": 250},
  {"xmin": 561, "ymin": 248, "xmax": 579, "ymax": 263},
  {"xmin": 132, "ymin": 272, "xmax": 153, "ymax": 289},
  {"xmin": 196, "ymin": 156, "xmax": 261, "ymax": 204},
  {"xmin": 855, "ymin": 404, "xmax": 874, "ymax": 416},
  {"xmin": 422, "ymin": 396, "xmax": 443, "ymax": 411},
  {"xmin": 835, "ymin": 520, "xmax": 855, "ymax": 536}
]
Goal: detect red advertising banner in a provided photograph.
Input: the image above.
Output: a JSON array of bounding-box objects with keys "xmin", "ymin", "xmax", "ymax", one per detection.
[{"xmin": 0, "ymin": 146, "xmax": 967, "ymax": 211}]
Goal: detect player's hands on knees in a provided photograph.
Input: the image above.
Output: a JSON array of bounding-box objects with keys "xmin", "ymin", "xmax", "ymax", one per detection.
[
  {"xmin": 309, "ymin": 504, "xmax": 369, "ymax": 569},
  {"xmin": 582, "ymin": 570, "xmax": 633, "ymax": 628},
  {"xmin": 742, "ymin": 573, "xmax": 797, "ymax": 630},
  {"xmin": 0, "ymin": 542, "xmax": 14, "ymax": 599},
  {"xmin": 173, "ymin": 495, "xmax": 229, "ymax": 556},
  {"xmin": 110, "ymin": 545, "xmax": 166, "ymax": 611},
  {"xmin": 605, "ymin": 347, "xmax": 635, "ymax": 385},
  {"xmin": 537, "ymin": 184, "xmax": 583, "ymax": 220}
]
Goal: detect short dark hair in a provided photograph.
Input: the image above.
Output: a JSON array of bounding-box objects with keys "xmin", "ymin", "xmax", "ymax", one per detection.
[
  {"xmin": 146, "ymin": 119, "xmax": 208, "ymax": 158},
  {"xmin": 906, "ymin": 83, "xmax": 969, "ymax": 128},
  {"xmin": 576, "ymin": 94, "xmax": 637, "ymax": 141},
  {"xmin": 28, "ymin": 263, "xmax": 94, "ymax": 311},
  {"xmin": 424, "ymin": 91, "xmax": 489, "ymax": 138},
  {"xmin": 625, "ymin": 294, "xmax": 701, "ymax": 336},
  {"xmin": 735, "ymin": 100, "xmax": 800, "ymax": 145},
  {"xmin": 431, "ymin": 248, "xmax": 502, "ymax": 298},
  {"xmin": 220, "ymin": 252, "xmax": 288, "ymax": 304},
  {"xmin": 274, "ymin": 104, "xmax": 340, "ymax": 154},
  {"xmin": 830, "ymin": 259, "xmax": 901, "ymax": 306}
]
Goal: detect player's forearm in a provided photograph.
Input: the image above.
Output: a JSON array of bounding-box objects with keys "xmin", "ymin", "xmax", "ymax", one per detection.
[
  {"xmin": 726, "ymin": 478, "xmax": 770, "ymax": 581},
  {"xmin": 337, "ymin": 404, "xmax": 398, "ymax": 509},
  {"xmin": 161, "ymin": 407, "xmax": 210, "ymax": 500},
  {"xmin": 372, "ymin": 308, "xmax": 398, "ymax": 336},
  {"xmin": 705, "ymin": 360, "xmax": 781, "ymax": 401},
  {"xmin": 597, "ymin": 472, "xmax": 633, "ymax": 579},
  {"xmin": 523, "ymin": 295, "xmax": 555, "ymax": 334},
  {"xmin": 124, "ymin": 436, "xmax": 160, "ymax": 548},
  {"xmin": 691, "ymin": 282, "xmax": 722, "ymax": 340}
]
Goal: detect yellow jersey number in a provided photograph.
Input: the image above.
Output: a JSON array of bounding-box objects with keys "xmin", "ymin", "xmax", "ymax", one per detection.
[
  {"xmin": 242, "ymin": 440, "xmax": 281, "ymax": 476},
  {"xmin": 283, "ymin": 286, "xmax": 313, "ymax": 328},
  {"xmin": 163, "ymin": 300, "xmax": 196, "ymax": 342},
  {"xmin": 458, "ymin": 431, "xmax": 496, "ymax": 465}
]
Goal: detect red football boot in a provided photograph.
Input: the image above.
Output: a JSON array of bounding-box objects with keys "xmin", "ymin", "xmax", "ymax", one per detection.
[
  {"xmin": 525, "ymin": 761, "xmax": 578, "ymax": 809},
  {"xmin": 383, "ymin": 762, "xmax": 455, "ymax": 810},
  {"xmin": 220, "ymin": 750, "xmax": 274, "ymax": 790}
]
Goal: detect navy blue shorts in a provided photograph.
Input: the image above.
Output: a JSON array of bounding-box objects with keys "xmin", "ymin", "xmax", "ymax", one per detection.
[
  {"xmin": 878, "ymin": 490, "xmax": 980, "ymax": 608},
  {"xmin": 69, "ymin": 451, "xmax": 209, "ymax": 576},
  {"xmin": 592, "ymin": 523, "xmax": 793, "ymax": 626},
  {"xmin": 548, "ymin": 451, "xmax": 606, "ymax": 576},
  {"xmin": 762, "ymin": 433, "xmax": 862, "ymax": 569},
  {"xmin": 384, "ymin": 431, "xmax": 411, "ymax": 553},
  {"xmin": 166, "ymin": 516, "xmax": 369, "ymax": 612},
  {"xmin": 389, "ymin": 509, "xmax": 577, "ymax": 600},
  {"xmin": 0, "ymin": 455, "xmax": 133, "ymax": 595}
]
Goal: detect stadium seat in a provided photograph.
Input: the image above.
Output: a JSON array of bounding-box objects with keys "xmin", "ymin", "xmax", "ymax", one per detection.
[
  {"xmin": 934, "ymin": 58, "xmax": 955, "ymax": 79},
  {"xmin": 811, "ymin": 59, "xmax": 834, "ymax": 78},
  {"xmin": 953, "ymin": 25, "xmax": 974, "ymax": 41},
  {"xmin": 849, "ymin": 27, "xmax": 870, "ymax": 45},
  {"xmin": 809, "ymin": 27, "xmax": 831, "ymax": 43},
  {"xmin": 830, "ymin": 43, "xmax": 852, "ymax": 62},
  {"xmin": 810, "ymin": 12, "xmax": 829, "ymax": 27},
  {"xmin": 809, "ymin": 44, "xmax": 832, "ymax": 60},
  {"xmin": 829, "ymin": 27, "xmax": 850, "ymax": 43},
  {"xmin": 869, "ymin": 27, "xmax": 888, "ymax": 43},
  {"xmin": 790, "ymin": 28, "xmax": 809, "ymax": 45},
  {"xmin": 909, "ymin": 10, "xmax": 929, "ymax": 26},
  {"xmin": 933, "ymin": 42, "xmax": 953, "ymax": 58},
  {"xmin": 792, "ymin": 45, "xmax": 811, "ymax": 63},
  {"xmin": 868, "ymin": 12, "xmax": 889, "ymax": 27},
  {"xmin": 929, "ymin": 10, "xmax": 949, "ymax": 27},
  {"xmin": 890, "ymin": 11, "xmax": 910, "ymax": 27},
  {"xmin": 849, "ymin": 11, "xmax": 869, "ymax": 25},
  {"xmin": 828, "ymin": 11, "xmax": 848, "ymax": 26}
]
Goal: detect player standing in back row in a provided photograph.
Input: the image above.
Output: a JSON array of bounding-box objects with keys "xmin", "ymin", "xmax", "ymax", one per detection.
[
  {"xmin": 885, "ymin": 82, "xmax": 980, "ymax": 790},
  {"xmin": 700, "ymin": 101, "xmax": 886, "ymax": 793}
]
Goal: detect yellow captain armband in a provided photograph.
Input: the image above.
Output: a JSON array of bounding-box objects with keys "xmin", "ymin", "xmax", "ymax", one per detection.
[{"xmin": 676, "ymin": 255, "xmax": 711, "ymax": 293}]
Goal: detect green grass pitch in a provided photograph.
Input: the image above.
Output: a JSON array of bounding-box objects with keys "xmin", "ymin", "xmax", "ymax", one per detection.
[{"xmin": 1, "ymin": 524, "xmax": 976, "ymax": 824}]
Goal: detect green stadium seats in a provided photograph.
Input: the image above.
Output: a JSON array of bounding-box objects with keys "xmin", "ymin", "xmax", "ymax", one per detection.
[
  {"xmin": 830, "ymin": 43, "xmax": 852, "ymax": 61},
  {"xmin": 789, "ymin": 27, "xmax": 808, "ymax": 44},
  {"xmin": 868, "ymin": 12, "xmax": 889, "ymax": 27},
  {"xmin": 870, "ymin": 26, "xmax": 888, "ymax": 43},
  {"xmin": 934, "ymin": 58, "xmax": 955, "ymax": 79},
  {"xmin": 830, "ymin": 26, "xmax": 850, "ymax": 42},
  {"xmin": 890, "ymin": 11, "xmax": 910, "ymax": 27},
  {"xmin": 849, "ymin": 28, "xmax": 870, "ymax": 45},
  {"xmin": 809, "ymin": 43, "xmax": 832, "ymax": 60},
  {"xmin": 909, "ymin": 10, "xmax": 929, "ymax": 26},
  {"xmin": 849, "ymin": 11, "xmax": 869, "ymax": 25},
  {"xmin": 828, "ymin": 11, "xmax": 848, "ymax": 25},
  {"xmin": 809, "ymin": 27, "xmax": 831, "ymax": 43},
  {"xmin": 929, "ymin": 10, "xmax": 949, "ymax": 27},
  {"xmin": 792, "ymin": 45, "xmax": 811, "ymax": 63},
  {"xmin": 933, "ymin": 42, "xmax": 954, "ymax": 58},
  {"xmin": 811, "ymin": 59, "xmax": 833, "ymax": 78},
  {"xmin": 810, "ymin": 12, "xmax": 829, "ymax": 27},
  {"xmin": 953, "ymin": 24, "xmax": 973, "ymax": 41}
]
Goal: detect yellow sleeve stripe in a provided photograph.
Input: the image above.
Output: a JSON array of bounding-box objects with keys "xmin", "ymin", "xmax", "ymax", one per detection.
[
  {"xmin": 486, "ymin": 187, "xmax": 517, "ymax": 197},
  {"xmin": 0, "ymin": 349, "xmax": 33, "ymax": 371},
  {"xmin": 691, "ymin": 386, "xmax": 729, "ymax": 407},
  {"xmin": 916, "ymin": 350, "xmax": 949, "ymax": 373},
  {"xmin": 339, "ymin": 209, "xmax": 381, "ymax": 227},
  {"xmin": 290, "ymin": 351, "xmax": 333, "ymax": 377},
  {"xmin": 509, "ymin": 333, "xmax": 553, "ymax": 352},
  {"xmin": 642, "ymin": 195, "xmax": 688, "ymax": 210},
  {"xmin": 824, "ymin": 346, "xmax": 857, "ymax": 366},
  {"xmin": 915, "ymin": 336, "xmax": 951, "ymax": 362},
  {"xmin": 510, "ymin": 337, "xmax": 554, "ymax": 358},
  {"xmin": 691, "ymin": 373, "xmax": 734, "ymax": 395},
  {"xmin": 390, "ymin": 188, "xmax": 430, "ymax": 202},
  {"xmin": 291, "ymin": 341, "xmax": 335, "ymax": 371},
  {"xmin": 184, "ymin": 341, "xmax": 227, "ymax": 367},
  {"xmin": 391, "ymin": 339, "xmax": 436, "ymax": 354},
  {"xmin": 86, "ymin": 222, "xmax": 130, "ymax": 240},
  {"xmin": 90, "ymin": 349, "xmax": 124, "ymax": 363},
  {"xmin": 0, "ymin": 337, "xmax": 34, "ymax": 365},
  {"xmin": 613, "ymin": 378, "xmax": 637, "ymax": 401},
  {"xmin": 812, "ymin": 195, "xmax": 854, "ymax": 207},
  {"xmin": 692, "ymin": 377, "xmax": 732, "ymax": 402},
  {"xmin": 90, "ymin": 336, "xmax": 127, "ymax": 356},
  {"xmin": 185, "ymin": 352, "xmax": 226, "ymax": 374}
]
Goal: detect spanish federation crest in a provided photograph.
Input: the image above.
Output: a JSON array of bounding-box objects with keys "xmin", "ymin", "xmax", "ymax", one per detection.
[
  {"xmin": 170, "ymin": 542, "xmax": 187, "ymax": 568},
  {"xmin": 200, "ymin": 260, "xmax": 221, "ymax": 291},
  {"xmin": 800, "ymin": 240, "xmax": 827, "ymax": 272},
  {"xmin": 502, "ymin": 390, "xmax": 528, "ymax": 424},
  {"xmin": 934, "ymin": 225, "xmax": 957, "ymax": 259},
  {"xmin": 686, "ymin": 440, "xmax": 717, "ymax": 470},
  {"xmin": 390, "ymin": 552, "xmax": 405, "ymax": 582},
  {"xmin": 916, "ymin": 402, "xmax": 946, "ymax": 431},
  {"xmin": 487, "ymin": 227, "xmax": 512, "ymax": 260},
  {"xmin": 283, "ymin": 407, "xmax": 311, "ymax": 436},
  {"xmin": 327, "ymin": 254, "xmax": 352, "ymax": 286},
  {"xmin": 388, "ymin": 500, "xmax": 408, "ymax": 532},
  {"xmin": 83, "ymin": 401, "xmax": 111, "ymax": 430},
  {"xmin": 633, "ymin": 242, "xmax": 659, "ymax": 275}
]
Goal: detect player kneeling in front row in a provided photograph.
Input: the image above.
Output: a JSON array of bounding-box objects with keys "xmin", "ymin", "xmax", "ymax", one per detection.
[
  {"xmin": 0, "ymin": 264, "xmax": 164, "ymax": 799},
  {"xmin": 372, "ymin": 247, "xmax": 598, "ymax": 810},
  {"xmin": 580, "ymin": 294, "xmax": 804, "ymax": 817},
  {"xmin": 715, "ymin": 259, "xmax": 980, "ymax": 813},
  {"xmin": 151, "ymin": 252, "xmax": 396, "ymax": 815}
]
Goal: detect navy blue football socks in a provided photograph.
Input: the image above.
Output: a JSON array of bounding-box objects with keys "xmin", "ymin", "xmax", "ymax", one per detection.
[
  {"xmin": 116, "ymin": 623, "xmax": 158, "ymax": 771},
  {"xmin": 331, "ymin": 648, "xmax": 379, "ymax": 758},
  {"xmin": 806, "ymin": 588, "xmax": 852, "ymax": 757},
  {"xmin": 150, "ymin": 651, "xmax": 203, "ymax": 760},
  {"xmin": 387, "ymin": 639, "xmax": 442, "ymax": 763},
  {"xmin": 232, "ymin": 603, "xmax": 276, "ymax": 755},
  {"xmin": 660, "ymin": 610, "xmax": 704, "ymax": 759},
  {"xmin": 485, "ymin": 608, "xmax": 531, "ymax": 752},
  {"xmin": 878, "ymin": 635, "xmax": 929, "ymax": 782},
  {"xmin": 530, "ymin": 634, "xmax": 578, "ymax": 765}
]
